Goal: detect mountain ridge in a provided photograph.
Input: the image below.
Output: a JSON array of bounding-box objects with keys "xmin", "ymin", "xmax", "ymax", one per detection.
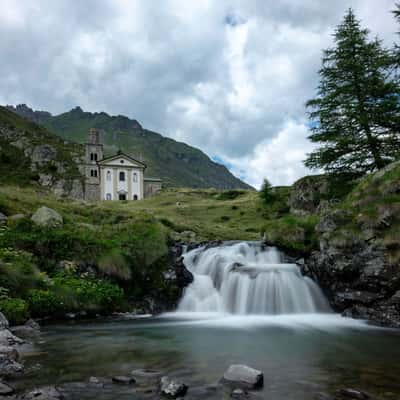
[{"xmin": 6, "ymin": 104, "xmax": 253, "ymax": 190}]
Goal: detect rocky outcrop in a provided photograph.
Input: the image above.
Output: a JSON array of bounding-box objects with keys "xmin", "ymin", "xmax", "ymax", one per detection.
[
  {"xmin": 289, "ymin": 175, "xmax": 331, "ymax": 216},
  {"xmin": 0, "ymin": 314, "xmax": 24, "ymax": 378},
  {"xmin": 31, "ymin": 207, "xmax": 63, "ymax": 228},
  {"xmin": 307, "ymin": 163, "xmax": 400, "ymax": 327}
]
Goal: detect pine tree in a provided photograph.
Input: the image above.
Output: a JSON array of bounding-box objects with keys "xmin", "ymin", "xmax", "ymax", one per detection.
[
  {"xmin": 305, "ymin": 9, "xmax": 400, "ymax": 176},
  {"xmin": 259, "ymin": 178, "xmax": 274, "ymax": 204}
]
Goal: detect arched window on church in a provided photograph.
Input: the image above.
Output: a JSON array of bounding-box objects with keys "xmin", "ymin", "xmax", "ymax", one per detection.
[
  {"xmin": 106, "ymin": 171, "xmax": 111, "ymax": 181},
  {"xmin": 106, "ymin": 193, "xmax": 112, "ymax": 200},
  {"xmin": 119, "ymin": 171, "xmax": 125, "ymax": 182},
  {"xmin": 133, "ymin": 172, "xmax": 138, "ymax": 182},
  {"xmin": 90, "ymin": 169, "xmax": 98, "ymax": 177},
  {"xmin": 133, "ymin": 195, "xmax": 138, "ymax": 200},
  {"xmin": 94, "ymin": 153, "xmax": 98, "ymax": 161},
  {"xmin": 90, "ymin": 153, "xmax": 94, "ymax": 161}
]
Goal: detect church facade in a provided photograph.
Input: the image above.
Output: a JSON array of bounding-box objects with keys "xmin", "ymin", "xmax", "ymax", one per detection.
[{"xmin": 83, "ymin": 128, "xmax": 162, "ymax": 201}]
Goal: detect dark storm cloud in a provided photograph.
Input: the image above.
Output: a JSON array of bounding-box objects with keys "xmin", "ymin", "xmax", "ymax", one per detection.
[{"xmin": 0, "ymin": 0, "xmax": 397, "ymax": 187}]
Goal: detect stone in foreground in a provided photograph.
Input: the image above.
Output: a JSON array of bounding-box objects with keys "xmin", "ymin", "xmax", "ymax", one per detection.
[
  {"xmin": 0, "ymin": 381, "xmax": 14, "ymax": 395},
  {"xmin": 111, "ymin": 375, "xmax": 135, "ymax": 384},
  {"xmin": 20, "ymin": 386, "xmax": 63, "ymax": 399},
  {"xmin": 31, "ymin": 206, "xmax": 63, "ymax": 228},
  {"xmin": 160, "ymin": 376, "xmax": 188, "ymax": 398},
  {"xmin": 336, "ymin": 388, "xmax": 373, "ymax": 399},
  {"xmin": 222, "ymin": 365, "xmax": 264, "ymax": 389}
]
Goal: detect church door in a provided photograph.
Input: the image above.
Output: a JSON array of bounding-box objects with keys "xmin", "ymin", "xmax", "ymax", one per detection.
[{"xmin": 119, "ymin": 193, "xmax": 126, "ymax": 201}]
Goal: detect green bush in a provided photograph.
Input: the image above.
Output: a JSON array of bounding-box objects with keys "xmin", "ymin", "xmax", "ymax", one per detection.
[
  {"xmin": 216, "ymin": 190, "xmax": 245, "ymax": 201},
  {"xmin": 0, "ymin": 297, "xmax": 29, "ymax": 325},
  {"xmin": 0, "ymin": 248, "xmax": 42, "ymax": 296},
  {"xmin": 27, "ymin": 274, "xmax": 125, "ymax": 318}
]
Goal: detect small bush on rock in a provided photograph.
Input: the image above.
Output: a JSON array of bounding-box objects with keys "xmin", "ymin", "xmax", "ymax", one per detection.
[{"xmin": 0, "ymin": 297, "xmax": 29, "ymax": 325}]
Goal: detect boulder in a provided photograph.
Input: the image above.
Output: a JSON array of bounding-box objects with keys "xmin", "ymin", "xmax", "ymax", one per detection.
[
  {"xmin": 31, "ymin": 207, "xmax": 63, "ymax": 228},
  {"xmin": 336, "ymin": 388, "xmax": 373, "ymax": 399},
  {"xmin": 222, "ymin": 365, "xmax": 264, "ymax": 389},
  {"xmin": 111, "ymin": 376, "xmax": 135, "ymax": 385},
  {"xmin": 0, "ymin": 381, "xmax": 14, "ymax": 395},
  {"xmin": 20, "ymin": 386, "xmax": 63, "ymax": 400},
  {"xmin": 160, "ymin": 376, "xmax": 188, "ymax": 398},
  {"xmin": 0, "ymin": 330, "xmax": 24, "ymax": 346},
  {"xmin": 0, "ymin": 345, "xmax": 19, "ymax": 361},
  {"xmin": 0, "ymin": 353, "xmax": 23, "ymax": 376},
  {"xmin": 131, "ymin": 368, "xmax": 163, "ymax": 379}
]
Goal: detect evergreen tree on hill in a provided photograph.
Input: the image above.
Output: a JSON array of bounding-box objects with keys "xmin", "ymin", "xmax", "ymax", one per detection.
[{"xmin": 305, "ymin": 9, "xmax": 400, "ymax": 177}]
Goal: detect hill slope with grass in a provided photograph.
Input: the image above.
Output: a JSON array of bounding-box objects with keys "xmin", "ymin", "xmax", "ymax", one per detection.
[{"xmin": 6, "ymin": 104, "xmax": 253, "ymax": 190}]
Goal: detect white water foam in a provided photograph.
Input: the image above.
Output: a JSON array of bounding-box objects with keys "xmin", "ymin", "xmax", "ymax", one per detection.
[{"xmin": 177, "ymin": 242, "xmax": 331, "ymax": 315}]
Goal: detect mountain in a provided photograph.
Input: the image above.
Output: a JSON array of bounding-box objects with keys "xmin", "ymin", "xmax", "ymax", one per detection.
[
  {"xmin": 0, "ymin": 106, "xmax": 84, "ymax": 197},
  {"xmin": 6, "ymin": 104, "xmax": 253, "ymax": 190}
]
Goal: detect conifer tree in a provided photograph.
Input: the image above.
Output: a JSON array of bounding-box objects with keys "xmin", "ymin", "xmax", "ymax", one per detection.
[{"xmin": 305, "ymin": 9, "xmax": 400, "ymax": 176}]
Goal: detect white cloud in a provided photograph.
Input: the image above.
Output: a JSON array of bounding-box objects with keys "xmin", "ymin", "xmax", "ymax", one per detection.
[{"xmin": 224, "ymin": 121, "xmax": 316, "ymax": 188}]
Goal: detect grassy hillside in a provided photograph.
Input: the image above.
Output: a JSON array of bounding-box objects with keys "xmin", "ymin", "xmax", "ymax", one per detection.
[{"xmin": 6, "ymin": 104, "xmax": 253, "ymax": 190}]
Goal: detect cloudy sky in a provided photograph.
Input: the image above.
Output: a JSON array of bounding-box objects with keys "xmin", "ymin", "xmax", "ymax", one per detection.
[{"xmin": 0, "ymin": 0, "xmax": 397, "ymax": 188}]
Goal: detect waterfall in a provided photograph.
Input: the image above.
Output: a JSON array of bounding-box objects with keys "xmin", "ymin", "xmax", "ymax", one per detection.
[{"xmin": 177, "ymin": 242, "xmax": 330, "ymax": 315}]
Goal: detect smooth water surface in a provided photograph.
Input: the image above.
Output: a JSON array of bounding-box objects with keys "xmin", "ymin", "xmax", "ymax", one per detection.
[{"xmin": 20, "ymin": 314, "xmax": 400, "ymax": 399}]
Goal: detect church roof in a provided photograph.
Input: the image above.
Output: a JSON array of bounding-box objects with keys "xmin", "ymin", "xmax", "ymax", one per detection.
[{"xmin": 98, "ymin": 152, "xmax": 146, "ymax": 168}]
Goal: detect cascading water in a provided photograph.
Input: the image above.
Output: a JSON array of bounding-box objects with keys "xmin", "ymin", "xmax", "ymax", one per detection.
[{"xmin": 178, "ymin": 242, "xmax": 330, "ymax": 315}]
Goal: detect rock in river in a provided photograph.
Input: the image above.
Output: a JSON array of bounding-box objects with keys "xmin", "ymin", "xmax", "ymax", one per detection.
[
  {"xmin": 20, "ymin": 386, "xmax": 63, "ymax": 400},
  {"xmin": 160, "ymin": 376, "xmax": 188, "ymax": 398},
  {"xmin": 222, "ymin": 365, "xmax": 264, "ymax": 389}
]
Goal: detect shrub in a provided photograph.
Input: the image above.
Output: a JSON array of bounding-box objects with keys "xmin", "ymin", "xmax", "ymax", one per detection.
[
  {"xmin": 98, "ymin": 250, "xmax": 131, "ymax": 281},
  {"xmin": 27, "ymin": 274, "xmax": 125, "ymax": 318},
  {"xmin": 216, "ymin": 190, "xmax": 245, "ymax": 201},
  {"xmin": 221, "ymin": 216, "xmax": 230, "ymax": 222},
  {"xmin": 0, "ymin": 297, "xmax": 29, "ymax": 325},
  {"xmin": 0, "ymin": 248, "xmax": 42, "ymax": 296}
]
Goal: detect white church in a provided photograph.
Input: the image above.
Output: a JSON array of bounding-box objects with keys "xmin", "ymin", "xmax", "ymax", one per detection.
[{"xmin": 84, "ymin": 128, "xmax": 162, "ymax": 201}]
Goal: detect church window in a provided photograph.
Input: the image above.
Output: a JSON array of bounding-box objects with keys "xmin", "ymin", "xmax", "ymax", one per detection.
[
  {"xmin": 90, "ymin": 169, "xmax": 98, "ymax": 177},
  {"xmin": 106, "ymin": 193, "xmax": 112, "ymax": 200},
  {"xmin": 133, "ymin": 173, "xmax": 138, "ymax": 182},
  {"xmin": 94, "ymin": 153, "xmax": 98, "ymax": 161},
  {"xmin": 119, "ymin": 171, "xmax": 125, "ymax": 181},
  {"xmin": 133, "ymin": 195, "xmax": 138, "ymax": 200},
  {"xmin": 90, "ymin": 153, "xmax": 94, "ymax": 161},
  {"xmin": 106, "ymin": 171, "xmax": 111, "ymax": 181}
]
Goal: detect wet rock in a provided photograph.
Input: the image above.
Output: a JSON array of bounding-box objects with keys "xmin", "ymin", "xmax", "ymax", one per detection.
[
  {"xmin": 336, "ymin": 388, "xmax": 373, "ymax": 399},
  {"xmin": 31, "ymin": 206, "xmax": 63, "ymax": 228},
  {"xmin": 160, "ymin": 376, "xmax": 188, "ymax": 398},
  {"xmin": 0, "ymin": 381, "xmax": 14, "ymax": 395},
  {"xmin": 0, "ymin": 346, "xmax": 19, "ymax": 362},
  {"xmin": 0, "ymin": 330, "xmax": 24, "ymax": 347},
  {"xmin": 231, "ymin": 388, "xmax": 247, "ymax": 398},
  {"xmin": 0, "ymin": 314, "xmax": 9, "ymax": 330},
  {"xmin": 111, "ymin": 376, "xmax": 135, "ymax": 385},
  {"xmin": 131, "ymin": 368, "xmax": 163, "ymax": 379},
  {"xmin": 11, "ymin": 319, "xmax": 40, "ymax": 339},
  {"xmin": 20, "ymin": 386, "xmax": 63, "ymax": 400},
  {"xmin": 222, "ymin": 365, "xmax": 264, "ymax": 389},
  {"xmin": 0, "ymin": 353, "xmax": 23, "ymax": 376}
]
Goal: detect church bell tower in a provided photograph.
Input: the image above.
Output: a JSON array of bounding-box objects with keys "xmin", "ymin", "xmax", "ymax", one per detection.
[{"xmin": 84, "ymin": 128, "xmax": 103, "ymax": 201}]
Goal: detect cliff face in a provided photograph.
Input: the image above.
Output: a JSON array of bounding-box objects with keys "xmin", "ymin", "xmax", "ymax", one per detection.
[
  {"xmin": 306, "ymin": 162, "xmax": 400, "ymax": 327},
  {"xmin": 6, "ymin": 104, "xmax": 253, "ymax": 190},
  {"xmin": 0, "ymin": 106, "xmax": 84, "ymax": 198}
]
